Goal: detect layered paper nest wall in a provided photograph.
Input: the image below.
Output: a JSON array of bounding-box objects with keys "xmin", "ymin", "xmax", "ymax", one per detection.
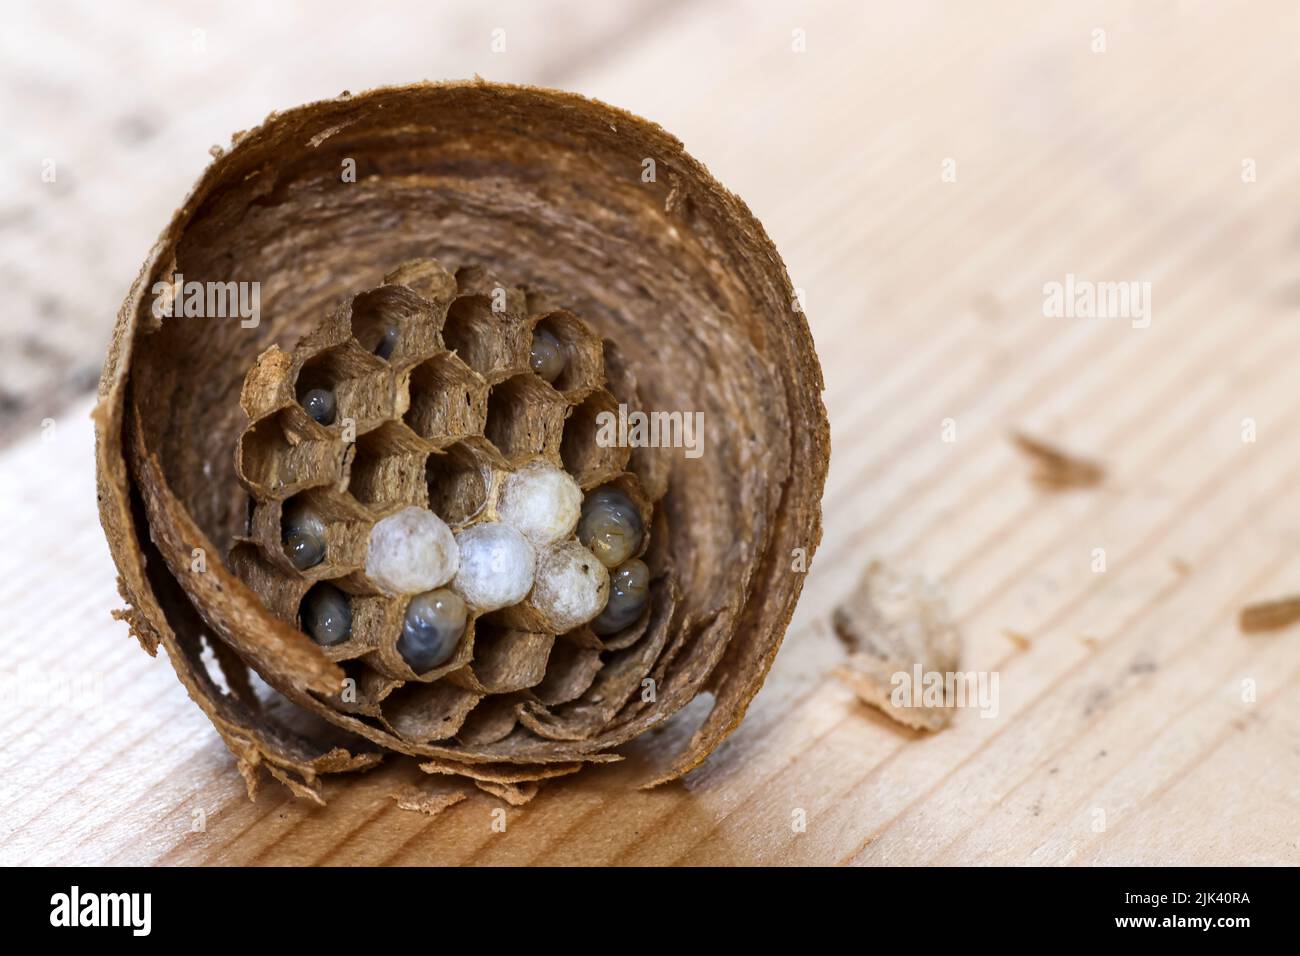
[{"xmin": 94, "ymin": 80, "xmax": 829, "ymax": 802}]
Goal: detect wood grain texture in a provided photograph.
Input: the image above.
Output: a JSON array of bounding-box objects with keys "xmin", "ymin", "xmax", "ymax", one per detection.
[{"xmin": 3, "ymin": 0, "xmax": 1300, "ymax": 865}]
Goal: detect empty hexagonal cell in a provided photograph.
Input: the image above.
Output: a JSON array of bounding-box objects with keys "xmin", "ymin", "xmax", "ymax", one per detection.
[
  {"xmin": 294, "ymin": 343, "xmax": 392, "ymax": 432},
  {"xmin": 561, "ymin": 389, "xmax": 632, "ymax": 489},
  {"xmin": 484, "ymin": 374, "xmax": 567, "ymax": 464},
  {"xmin": 381, "ymin": 679, "xmax": 482, "ymax": 742},
  {"xmin": 236, "ymin": 406, "xmax": 345, "ymax": 499},
  {"xmin": 425, "ymin": 442, "xmax": 492, "ymax": 527},
  {"xmin": 467, "ymin": 623, "xmax": 555, "ymax": 694},
  {"xmin": 531, "ymin": 637, "xmax": 604, "ymax": 706},
  {"xmin": 403, "ymin": 352, "xmax": 488, "ymax": 445},
  {"xmin": 530, "ymin": 310, "xmax": 604, "ymax": 395},
  {"xmin": 441, "ymin": 294, "xmax": 530, "ymax": 382},
  {"xmin": 455, "ymin": 693, "xmax": 526, "ymax": 746},
  {"xmin": 350, "ymin": 284, "xmax": 442, "ymax": 368},
  {"xmin": 346, "ymin": 421, "xmax": 430, "ymax": 510}
]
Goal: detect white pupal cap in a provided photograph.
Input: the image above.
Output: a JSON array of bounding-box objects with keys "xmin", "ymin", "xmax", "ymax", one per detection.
[
  {"xmin": 452, "ymin": 522, "xmax": 536, "ymax": 612},
  {"xmin": 531, "ymin": 540, "xmax": 610, "ymax": 631},
  {"xmin": 366, "ymin": 506, "xmax": 459, "ymax": 595},
  {"xmin": 497, "ymin": 460, "xmax": 582, "ymax": 546}
]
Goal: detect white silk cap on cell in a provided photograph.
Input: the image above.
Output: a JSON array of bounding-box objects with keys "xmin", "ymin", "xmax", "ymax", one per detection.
[{"xmin": 366, "ymin": 506, "xmax": 459, "ymax": 595}]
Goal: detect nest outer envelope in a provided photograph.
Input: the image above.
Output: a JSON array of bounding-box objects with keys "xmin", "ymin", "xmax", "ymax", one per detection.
[{"xmin": 94, "ymin": 80, "xmax": 830, "ymax": 801}]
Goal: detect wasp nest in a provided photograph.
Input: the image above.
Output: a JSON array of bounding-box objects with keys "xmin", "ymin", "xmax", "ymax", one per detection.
[
  {"xmin": 233, "ymin": 257, "xmax": 667, "ymax": 747},
  {"xmin": 95, "ymin": 81, "xmax": 829, "ymax": 804}
]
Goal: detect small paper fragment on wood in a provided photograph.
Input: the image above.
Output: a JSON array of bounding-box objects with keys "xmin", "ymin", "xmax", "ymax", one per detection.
[
  {"xmin": 390, "ymin": 778, "xmax": 472, "ymax": 816},
  {"xmin": 1239, "ymin": 596, "xmax": 1300, "ymax": 633},
  {"xmin": 474, "ymin": 778, "xmax": 541, "ymax": 806},
  {"xmin": 831, "ymin": 560, "xmax": 962, "ymax": 731},
  {"xmin": 1010, "ymin": 431, "xmax": 1105, "ymax": 490}
]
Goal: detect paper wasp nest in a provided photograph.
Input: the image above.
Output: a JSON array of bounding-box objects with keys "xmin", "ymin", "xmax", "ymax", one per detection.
[
  {"xmin": 95, "ymin": 82, "xmax": 829, "ymax": 803},
  {"xmin": 232, "ymin": 257, "xmax": 667, "ymax": 753}
]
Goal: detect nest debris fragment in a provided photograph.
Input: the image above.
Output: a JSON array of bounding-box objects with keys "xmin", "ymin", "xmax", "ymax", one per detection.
[{"xmin": 832, "ymin": 560, "xmax": 962, "ymax": 732}]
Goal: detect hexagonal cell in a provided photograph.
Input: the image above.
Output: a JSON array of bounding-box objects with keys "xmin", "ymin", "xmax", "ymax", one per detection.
[
  {"xmin": 442, "ymin": 294, "xmax": 530, "ymax": 382},
  {"xmin": 296, "ymin": 580, "xmax": 366, "ymax": 657},
  {"xmin": 403, "ymin": 352, "xmax": 488, "ymax": 445},
  {"xmin": 483, "ymin": 373, "xmax": 567, "ymax": 464},
  {"xmin": 366, "ymin": 596, "xmax": 477, "ymax": 683},
  {"xmin": 580, "ymin": 472, "xmax": 653, "ymax": 564},
  {"xmin": 381, "ymin": 678, "xmax": 483, "ymax": 742},
  {"xmin": 425, "ymin": 442, "xmax": 492, "ymax": 527},
  {"xmin": 350, "ymin": 284, "xmax": 442, "ymax": 369},
  {"xmin": 455, "ymin": 693, "xmax": 526, "ymax": 746},
  {"xmin": 293, "ymin": 342, "xmax": 392, "ymax": 432},
  {"xmin": 531, "ymin": 637, "xmax": 604, "ymax": 706},
  {"xmin": 277, "ymin": 487, "xmax": 372, "ymax": 578},
  {"xmin": 468, "ymin": 623, "xmax": 555, "ymax": 694},
  {"xmin": 346, "ymin": 421, "xmax": 430, "ymax": 510},
  {"xmin": 530, "ymin": 310, "xmax": 604, "ymax": 395},
  {"xmin": 236, "ymin": 406, "xmax": 344, "ymax": 499},
  {"xmin": 561, "ymin": 389, "xmax": 632, "ymax": 489}
]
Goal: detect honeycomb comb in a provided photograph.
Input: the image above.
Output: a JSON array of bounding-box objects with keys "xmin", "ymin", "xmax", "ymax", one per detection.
[{"xmin": 231, "ymin": 258, "xmax": 663, "ymax": 750}]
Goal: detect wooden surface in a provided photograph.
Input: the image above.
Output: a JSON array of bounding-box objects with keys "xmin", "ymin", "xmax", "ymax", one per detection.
[{"xmin": 4, "ymin": 1, "xmax": 1300, "ymax": 865}]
